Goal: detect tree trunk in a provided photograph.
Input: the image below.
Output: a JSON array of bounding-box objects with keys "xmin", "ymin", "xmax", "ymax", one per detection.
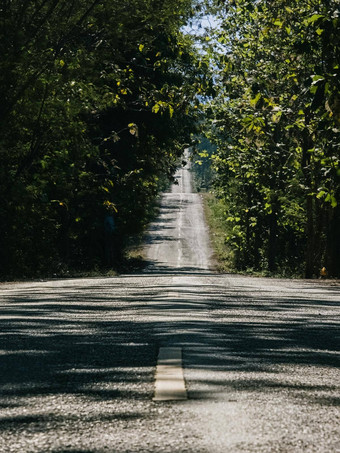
[
  {"xmin": 305, "ymin": 195, "xmax": 315, "ymax": 278},
  {"xmin": 267, "ymin": 211, "xmax": 278, "ymax": 272},
  {"xmin": 326, "ymin": 205, "xmax": 340, "ymax": 277},
  {"xmin": 301, "ymin": 112, "xmax": 315, "ymax": 278}
]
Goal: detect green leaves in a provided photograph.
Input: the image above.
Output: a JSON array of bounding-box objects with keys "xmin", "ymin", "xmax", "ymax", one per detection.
[
  {"xmin": 303, "ymin": 14, "xmax": 324, "ymax": 26},
  {"xmin": 250, "ymin": 92, "xmax": 261, "ymax": 108},
  {"xmin": 205, "ymin": 0, "xmax": 340, "ymax": 276},
  {"xmin": 317, "ymin": 190, "xmax": 338, "ymax": 207},
  {"xmin": 0, "ymin": 0, "xmax": 203, "ymax": 276},
  {"xmin": 128, "ymin": 123, "xmax": 139, "ymax": 137}
]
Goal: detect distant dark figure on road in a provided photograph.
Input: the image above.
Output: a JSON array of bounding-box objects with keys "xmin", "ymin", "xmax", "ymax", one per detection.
[{"xmin": 104, "ymin": 213, "xmax": 116, "ymax": 266}]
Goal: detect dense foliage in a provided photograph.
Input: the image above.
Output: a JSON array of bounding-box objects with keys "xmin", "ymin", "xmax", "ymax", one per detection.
[
  {"xmin": 2, "ymin": 0, "xmax": 339, "ymax": 279},
  {"xmin": 205, "ymin": 0, "xmax": 340, "ymax": 277},
  {"xmin": 0, "ymin": 0, "xmax": 205, "ymax": 277},
  {"xmin": 191, "ymin": 137, "xmax": 216, "ymax": 191}
]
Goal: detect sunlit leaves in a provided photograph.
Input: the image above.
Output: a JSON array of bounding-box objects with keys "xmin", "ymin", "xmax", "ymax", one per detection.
[
  {"xmin": 205, "ymin": 0, "xmax": 340, "ymax": 276},
  {"xmin": 0, "ymin": 0, "xmax": 204, "ymax": 276}
]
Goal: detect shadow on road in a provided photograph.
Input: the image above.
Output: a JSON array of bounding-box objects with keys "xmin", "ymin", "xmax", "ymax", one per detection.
[{"xmin": 1, "ymin": 275, "xmax": 339, "ymax": 412}]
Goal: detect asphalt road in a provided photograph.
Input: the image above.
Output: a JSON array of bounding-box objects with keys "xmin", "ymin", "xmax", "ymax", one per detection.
[
  {"xmin": 144, "ymin": 156, "xmax": 212, "ymax": 273},
  {"xmin": 1, "ymin": 162, "xmax": 340, "ymax": 452}
]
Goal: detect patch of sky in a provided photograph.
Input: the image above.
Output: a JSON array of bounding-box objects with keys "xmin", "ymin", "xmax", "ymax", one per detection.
[{"xmin": 183, "ymin": 13, "xmax": 221, "ymax": 36}]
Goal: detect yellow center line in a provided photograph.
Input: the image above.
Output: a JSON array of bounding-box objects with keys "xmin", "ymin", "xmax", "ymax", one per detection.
[{"xmin": 153, "ymin": 347, "xmax": 187, "ymax": 401}]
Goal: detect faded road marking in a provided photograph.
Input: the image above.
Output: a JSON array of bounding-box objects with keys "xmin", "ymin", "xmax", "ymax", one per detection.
[{"xmin": 153, "ymin": 347, "xmax": 187, "ymax": 401}]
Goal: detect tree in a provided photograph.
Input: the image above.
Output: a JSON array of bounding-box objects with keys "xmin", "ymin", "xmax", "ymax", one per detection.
[
  {"xmin": 205, "ymin": 0, "xmax": 340, "ymax": 276},
  {"xmin": 0, "ymin": 0, "xmax": 204, "ymax": 277}
]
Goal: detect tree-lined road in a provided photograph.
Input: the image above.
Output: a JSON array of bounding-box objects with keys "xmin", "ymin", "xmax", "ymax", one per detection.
[
  {"xmin": 1, "ymin": 163, "xmax": 340, "ymax": 452},
  {"xmin": 144, "ymin": 156, "xmax": 212, "ymax": 272}
]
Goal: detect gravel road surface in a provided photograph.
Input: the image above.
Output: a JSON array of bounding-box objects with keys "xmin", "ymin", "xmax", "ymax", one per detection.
[{"xmin": 1, "ymin": 161, "xmax": 339, "ymax": 452}]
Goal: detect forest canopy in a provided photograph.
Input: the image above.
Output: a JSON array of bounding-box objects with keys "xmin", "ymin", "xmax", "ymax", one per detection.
[
  {"xmin": 202, "ymin": 0, "xmax": 340, "ymax": 277},
  {"xmin": 0, "ymin": 0, "xmax": 209, "ymax": 277},
  {"xmin": 1, "ymin": 0, "xmax": 339, "ymax": 278}
]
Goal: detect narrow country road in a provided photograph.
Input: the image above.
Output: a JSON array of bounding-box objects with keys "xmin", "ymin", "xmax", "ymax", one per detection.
[
  {"xmin": 1, "ymin": 160, "xmax": 340, "ymax": 452},
  {"xmin": 144, "ymin": 156, "xmax": 212, "ymax": 273}
]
